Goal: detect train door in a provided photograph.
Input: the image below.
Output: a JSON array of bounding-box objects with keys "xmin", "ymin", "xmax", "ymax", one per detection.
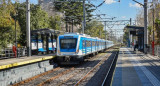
[
  {"xmin": 37, "ymin": 34, "xmax": 46, "ymax": 54},
  {"xmin": 52, "ymin": 35, "xmax": 57, "ymax": 52},
  {"xmin": 31, "ymin": 34, "xmax": 38, "ymax": 55}
]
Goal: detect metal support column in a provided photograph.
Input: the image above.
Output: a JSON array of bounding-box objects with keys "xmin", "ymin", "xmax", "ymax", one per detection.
[
  {"xmin": 26, "ymin": 0, "xmax": 31, "ymax": 56},
  {"xmin": 82, "ymin": 0, "xmax": 85, "ymax": 34},
  {"xmin": 152, "ymin": 2, "xmax": 155, "ymax": 55},
  {"xmin": 72, "ymin": 19, "xmax": 73, "ymax": 32},
  {"xmin": 144, "ymin": 0, "xmax": 148, "ymax": 53},
  {"xmin": 15, "ymin": 9, "xmax": 17, "ymax": 58}
]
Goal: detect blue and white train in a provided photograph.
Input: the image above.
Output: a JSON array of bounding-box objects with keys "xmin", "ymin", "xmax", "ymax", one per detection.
[{"xmin": 56, "ymin": 33, "xmax": 114, "ymax": 64}]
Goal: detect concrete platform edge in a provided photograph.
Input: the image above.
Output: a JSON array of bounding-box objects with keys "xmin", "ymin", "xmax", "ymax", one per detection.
[{"xmin": 0, "ymin": 56, "xmax": 55, "ymax": 70}]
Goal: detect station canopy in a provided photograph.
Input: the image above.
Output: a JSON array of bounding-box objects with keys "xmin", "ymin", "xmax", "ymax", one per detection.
[
  {"xmin": 125, "ymin": 26, "xmax": 144, "ymax": 36},
  {"xmin": 31, "ymin": 28, "xmax": 62, "ymax": 35}
]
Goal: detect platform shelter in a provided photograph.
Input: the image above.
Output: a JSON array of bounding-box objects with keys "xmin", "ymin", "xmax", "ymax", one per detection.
[
  {"xmin": 125, "ymin": 26, "xmax": 144, "ymax": 51},
  {"xmin": 31, "ymin": 28, "xmax": 60, "ymax": 55}
]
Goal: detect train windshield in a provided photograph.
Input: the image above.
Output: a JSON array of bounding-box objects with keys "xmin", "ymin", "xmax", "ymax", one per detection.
[{"xmin": 60, "ymin": 38, "xmax": 77, "ymax": 49}]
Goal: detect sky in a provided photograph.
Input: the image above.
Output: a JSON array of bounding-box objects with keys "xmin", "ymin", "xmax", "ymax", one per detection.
[
  {"xmin": 90, "ymin": 0, "xmax": 144, "ymax": 37},
  {"xmin": 17, "ymin": 0, "xmax": 146, "ymax": 37},
  {"xmin": 91, "ymin": 0, "xmax": 143, "ymax": 20}
]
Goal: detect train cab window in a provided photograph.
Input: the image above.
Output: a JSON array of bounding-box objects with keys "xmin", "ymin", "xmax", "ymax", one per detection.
[{"xmin": 60, "ymin": 38, "xmax": 77, "ymax": 49}]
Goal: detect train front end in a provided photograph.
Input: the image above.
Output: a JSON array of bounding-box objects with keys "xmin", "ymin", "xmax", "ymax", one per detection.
[{"xmin": 56, "ymin": 33, "xmax": 82, "ymax": 64}]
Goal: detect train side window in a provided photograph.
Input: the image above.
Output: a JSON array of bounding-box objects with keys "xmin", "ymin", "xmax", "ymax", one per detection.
[
  {"xmin": 83, "ymin": 40, "xmax": 85, "ymax": 47},
  {"xmin": 87, "ymin": 41, "xmax": 89, "ymax": 47},
  {"xmin": 92, "ymin": 41, "xmax": 95, "ymax": 46}
]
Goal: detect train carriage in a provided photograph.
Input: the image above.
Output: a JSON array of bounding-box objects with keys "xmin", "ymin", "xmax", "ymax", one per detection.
[{"xmin": 56, "ymin": 33, "xmax": 114, "ymax": 64}]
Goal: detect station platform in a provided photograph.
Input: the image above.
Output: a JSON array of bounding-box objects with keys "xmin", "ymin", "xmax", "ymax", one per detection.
[
  {"xmin": 0, "ymin": 54, "xmax": 55, "ymax": 70},
  {"xmin": 112, "ymin": 47, "xmax": 160, "ymax": 86}
]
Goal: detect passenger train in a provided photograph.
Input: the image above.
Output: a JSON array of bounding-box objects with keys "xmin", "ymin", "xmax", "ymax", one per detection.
[{"xmin": 56, "ymin": 33, "xmax": 114, "ymax": 64}]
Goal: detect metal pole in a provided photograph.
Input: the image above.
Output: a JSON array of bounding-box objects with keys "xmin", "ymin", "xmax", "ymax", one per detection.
[
  {"xmin": 72, "ymin": 19, "xmax": 73, "ymax": 33},
  {"xmin": 105, "ymin": 22, "xmax": 107, "ymax": 40},
  {"xmin": 82, "ymin": 0, "xmax": 85, "ymax": 34},
  {"xmin": 105, "ymin": 22, "xmax": 107, "ymax": 48},
  {"xmin": 152, "ymin": 3, "xmax": 155, "ymax": 55},
  {"xmin": 144, "ymin": 0, "xmax": 148, "ymax": 53},
  {"xmin": 69, "ymin": 25, "xmax": 70, "ymax": 32},
  {"xmin": 130, "ymin": 18, "xmax": 132, "ymax": 25},
  {"xmin": 128, "ymin": 29, "xmax": 130, "ymax": 47},
  {"xmin": 15, "ymin": 10, "xmax": 17, "ymax": 58},
  {"xmin": 26, "ymin": 0, "xmax": 31, "ymax": 56},
  {"xmin": 66, "ymin": 21, "xmax": 68, "ymax": 32}
]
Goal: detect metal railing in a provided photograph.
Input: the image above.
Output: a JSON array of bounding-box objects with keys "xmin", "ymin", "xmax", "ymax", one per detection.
[{"xmin": 0, "ymin": 48, "xmax": 27, "ymax": 59}]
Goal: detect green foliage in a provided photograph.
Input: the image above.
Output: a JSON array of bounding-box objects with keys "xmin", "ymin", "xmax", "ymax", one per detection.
[
  {"xmin": 122, "ymin": 28, "xmax": 129, "ymax": 45},
  {"xmin": 155, "ymin": 18, "xmax": 160, "ymax": 44},
  {"xmin": 49, "ymin": 15, "xmax": 61, "ymax": 30},
  {"xmin": 16, "ymin": 3, "xmax": 61, "ymax": 46},
  {"xmin": 155, "ymin": 18, "xmax": 160, "ymax": 24},
  {"xmin": 54, "ymin": 1, "xmax": 95, "ymax": 25},
  {"xmin": 0, "ymin": 0, "xmax": 21, "ymax": 49},
  {"xmin": 85, "ymin": 20, "xmax": 104, "ymax": 38},
  {"xmin": 30, "ymin": 5, "xmax": 50, "ymax": 30}
]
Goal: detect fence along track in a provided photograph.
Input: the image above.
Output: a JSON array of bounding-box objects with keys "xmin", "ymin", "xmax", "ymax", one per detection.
[
  {"xmin": 74, "ymin": 49, "xmax": 113, "ymax": 86},
  {"xmin": 37, "ymin": 67, "xmax": 74, "ymax": 86},
  {"xmin": 12, "ymin": 67, "xmax": 61, "ymax": 86}
]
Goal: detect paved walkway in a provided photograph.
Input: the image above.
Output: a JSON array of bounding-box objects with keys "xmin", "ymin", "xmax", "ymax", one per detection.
[{"xmin": 112, "ymin": 47, "xmax": 160, "ymax": 86}]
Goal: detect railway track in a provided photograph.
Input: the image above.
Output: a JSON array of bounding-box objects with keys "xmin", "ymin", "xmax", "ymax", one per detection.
[
  {"xmin": 101, "ymin": 49, "xmax": 119, "ymax": 86},
  {"xmin": 12, "ymin": 47, "xmax": 119, "ymax": 86}
]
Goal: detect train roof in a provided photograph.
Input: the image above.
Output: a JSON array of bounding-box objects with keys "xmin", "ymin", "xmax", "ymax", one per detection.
[{"xmin": 60, "ymin": 33, "xmax": 113, "ymax": 42}]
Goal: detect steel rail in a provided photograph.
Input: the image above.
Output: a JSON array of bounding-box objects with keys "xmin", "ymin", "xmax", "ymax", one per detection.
[
  {"xmin": 12, "ymin": 67, "xmax": 61, "ymax": 86},
  {"xmin": 37, "ymin": 67, "xmax": 74, "ymax": 86},
  {"xmin": 56, "ymin": 52, "xmax": 106, "ymax": 86},
  {"xmin": 74, "ymin": 49, "xmax": 113, "ymax": 86},
  {"xmin": 101, "ymin": 51, "xmax": 118, "ymax": 86}
]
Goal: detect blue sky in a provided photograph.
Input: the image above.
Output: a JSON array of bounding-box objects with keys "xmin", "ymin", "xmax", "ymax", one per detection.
[
  {"xmin": 91, "ymin": 0, "xmax": 143, "ymax": 21},
  {"xmin": 18, "ymin": 0, "xmax": 143, "ymax": 21},
  {"xmin": 17, "ymin": 0, "xmax": 145, "ymax": 37},
  {"xmin": 90, "ymin": 0, "xmax": 144, "ymax": 37}
]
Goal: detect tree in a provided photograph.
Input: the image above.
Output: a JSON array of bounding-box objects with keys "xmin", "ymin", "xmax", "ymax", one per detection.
[
  {"xmin": 85, "ymin": 20, "xmax": 104, "ymax": 38},
  {"xmin": 0, "ymin": 0, "xmax": 21, "ymax": 49},
  {"xmin": 54, "ymin": 1, "xmax": 95, "ymax": 26},
  {"xmin": 49, "ymin": 15, "xmax": 62, "ymax": 30},
  {"xmin": 15, "ymin": 3, "xmax": 51, "ymax": 46},
  {"xmin": 136, "ymin": 3, "xmax": 160, "ymax": 45}
]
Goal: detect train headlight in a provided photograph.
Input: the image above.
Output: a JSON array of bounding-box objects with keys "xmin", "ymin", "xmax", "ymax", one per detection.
[
  {"xmin": 58, "ymin": 49, "xmax": 60, "ymax": 54},
  {"xmin": 76, "ymin": 49, "xmax": 79, "ymax": 54}
]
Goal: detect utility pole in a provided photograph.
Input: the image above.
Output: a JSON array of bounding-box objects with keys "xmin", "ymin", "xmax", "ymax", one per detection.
[
  {"xmin": 128, "ymin": 18, "xmax": 132, "ymax": 47},
  {"xmin": 15, "ymin": 4, "xmax": 18, "ymax": 58},
  {"xmin": 82, "ymin": 0, "xmax": 85, "ymax": 34},
  {"xmin": 26, "ymin": 0, "xmax": 31, "ymax": 57},
  {"xmin": 66, "ymin": 22, "xmax": 68, "ymax": 32},
  {"xmin": 104, "ymin": 22, "xmax": 107, "ymax": 40},
  {"xmin": 152, "ymin": 0, "xmax": 155, "ymax": 55},
  {"xmin": 104, "ymin": 22, "xmax": 107, "ymax": 48},
  {"xmin": 133, "ymin": 0, "xmax": 148, "ymax": 53},
  {"xmin": 130, "ymin": 18, "xmax": 132, "ymax": 25},
  {"xmin": 144, "ymin": 0, "xmax": 148, "ymax": 53},
  {"xmin": 72, "ymin": 19, "xmax": 74, "ymax": 33}
]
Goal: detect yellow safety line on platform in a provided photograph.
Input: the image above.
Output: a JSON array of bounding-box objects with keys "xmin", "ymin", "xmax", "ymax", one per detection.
[{"xmin": 0, "ymin": 56, "xmax": 55, "ymax": 70}]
